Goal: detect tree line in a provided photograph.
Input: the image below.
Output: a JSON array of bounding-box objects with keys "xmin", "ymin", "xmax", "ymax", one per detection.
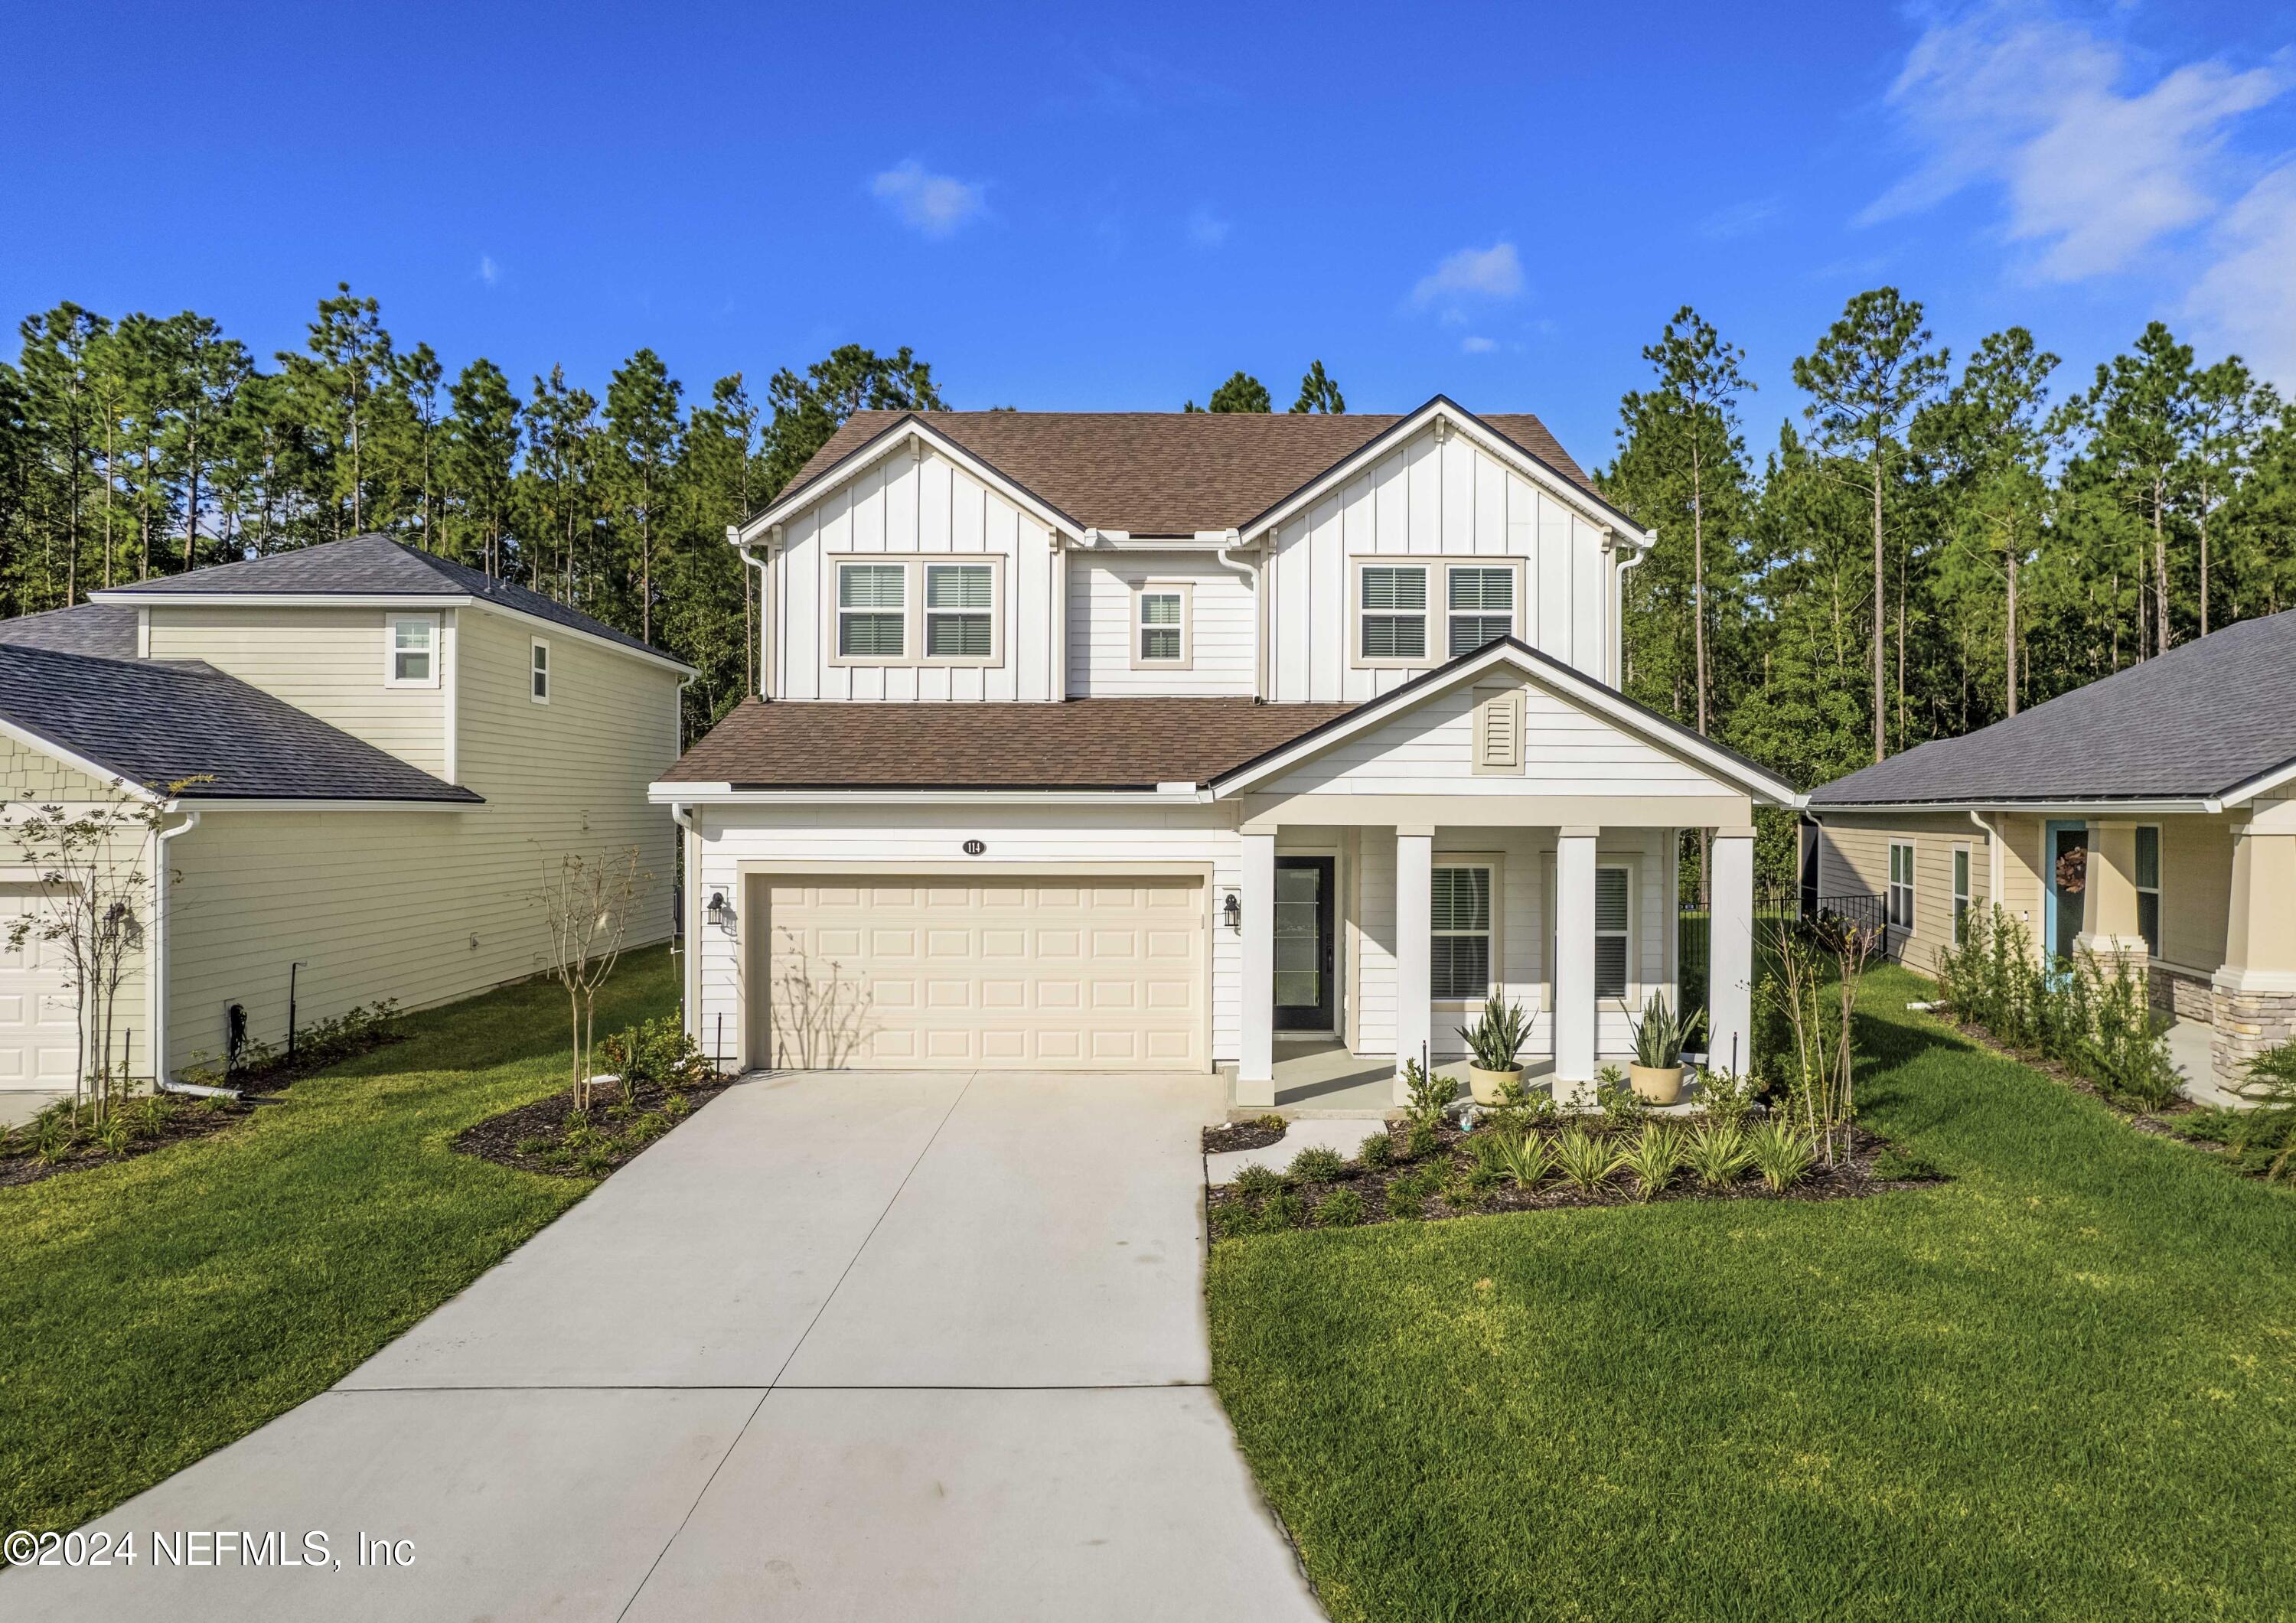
[{"xmin": 3, "ymin": 284, "xmax": 2290, "ymax": 795}]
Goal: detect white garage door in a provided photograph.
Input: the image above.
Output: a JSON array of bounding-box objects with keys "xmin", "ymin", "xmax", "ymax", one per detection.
[
  {"xmin": 0, "ymin": 883, "xmax": 82, "ymax": 1089},
  {"xmin": 762, "ymin": 875, "xmax": 1205, "ymax": 1071}
]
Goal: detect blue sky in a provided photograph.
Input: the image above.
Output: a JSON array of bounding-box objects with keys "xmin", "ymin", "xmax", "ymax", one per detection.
[{"xmin": 7, "ymin": 1, "xmax": 2293, "ymax": 469}]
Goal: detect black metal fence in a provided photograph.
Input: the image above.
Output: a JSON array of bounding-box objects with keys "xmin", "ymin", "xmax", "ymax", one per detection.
[{"xmin": 1676, "ymin": 885, "xmax": 1900, "ymax": 1024}]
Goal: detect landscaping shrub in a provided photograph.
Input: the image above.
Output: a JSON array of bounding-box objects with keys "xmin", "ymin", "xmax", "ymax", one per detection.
[
  {"xmin": 1554, "ymin": 1126, "xmax": 1622, "ymax": 1191},
  {"xmin": 1232, "ymin": 1162, "xmax": 1282, "ymax": 1198},
  {"xmin": 1747, "ymin": 1118, "xmax": 1817, "ymax": 1191},
  {"xmin": 1355, "ymin": 1129, "xmax": 1395, "ymax": 1169},
  {"xmin": 1254, "ymin": 1113, "xmax": 1287, "ymax": 1133},
  {"xmin": 1314, "ymin": 1188, "xmax": 1365, "ymax": 1227},
  {"xmin": 2224, "ymin": 1042, "xmax": 2296, "ymax": 1181},
  {"xmin": 1401, "ymin": 1057, "xmax": 1456, "ymax": 1129},
  {"xmin": 1404, "ymin": 1120, "xmax": 1442, "ymax": 1161},
  {"xmin": 1594, "ymin": 1069, "xmax": 1648, "ymax": 1130},
  {"xmin": 1492, "ymin": 1129, "xmax": 1557, "ymax": 1191},
  {"xmin": 1381, "ymin": 1182, "xmax": 1426, "ymax": 1221},
  {"xmin": 598, "ymin": 1012, "xmax": 717, "ymax": 1092},
  {"xmin": 1617, "ymin": 1122, "xmax": 1684, "ymax": 1201},
  {"xmin": 1685, "ymin": 1120, "xmax": 1753, "ymax": 1189},
  {"xmin": 1694, "ymin": 1067, "xmax": 1760, "ymax": 1126},
  {"xmin": 1289, "ymin": 1146, "xmax": 1347, "ymax": 1183},
  {"xmin": 1259, "ymin": 1191, "xmax": 1308, "ymax": 1230}
]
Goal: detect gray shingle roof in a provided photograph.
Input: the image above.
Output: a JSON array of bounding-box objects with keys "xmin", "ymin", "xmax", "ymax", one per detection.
[
  {"xmin": 100, "ymin": 533, "xmax": 680, "ymax": 663},
  {"xmin": 1810, "ymin": 608, "xmax": 2296, "ymax": 807},
  {"xmin": 0, "ymin": 603, "xmax": 139, "ymax": 659},
  {"xmin": 0, "ymin": 644, "xmax": 481, "ymax": 803}
]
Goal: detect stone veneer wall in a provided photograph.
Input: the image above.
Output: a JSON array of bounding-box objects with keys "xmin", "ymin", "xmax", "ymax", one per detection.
[
  {"xmin": 2149, "ymin": 964, "xmax": 2214, "ymax": 1024},
  {"xmin": 2210, "ymin": 983, "xmax": 2296, "ymax": 1098}
]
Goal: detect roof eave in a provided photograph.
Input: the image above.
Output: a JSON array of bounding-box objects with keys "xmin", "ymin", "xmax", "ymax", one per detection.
[{"xmin": 739, "ymin": 415, "xmax": 1088, "ymax": 544}]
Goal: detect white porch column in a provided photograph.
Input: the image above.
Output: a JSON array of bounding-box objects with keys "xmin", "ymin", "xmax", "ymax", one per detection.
[
  {"xmin": 1394, "ymin": 827, "xmax": 1433, "ymax": 1106},
  {"xmin": 1553, "ymin": 827, "xmax": 1598, "ymax": 1103},
  {"xmin": 1236, "ymin": 830, "xmax": 1277, "ymax": 1108},
  {"xmin": 1709, "ymin": 827, "xmax": 1756, "ymax": 1082}
]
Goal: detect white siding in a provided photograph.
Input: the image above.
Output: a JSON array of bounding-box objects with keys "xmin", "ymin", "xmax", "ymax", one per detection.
[
  {"xmin": 1264, "ymin": 681, "xmax": 1729, "ymax": 797},
  {"xmin": 1265, "ymin": 423, "xmax": 1615, "ymax": 702},
  {"xmin": 772, "ymin": 446, "xmax": 1060, "ymax": 702},
  {"xmin": 1065, "ymin": 550, "xmax": 1254, "ymax": 696}
]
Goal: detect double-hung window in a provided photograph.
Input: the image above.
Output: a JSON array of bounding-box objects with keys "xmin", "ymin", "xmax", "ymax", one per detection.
[
  {"xmin": 1446, "ymin": 565, "xmax": 1515, "ymax": 657},
  {"xmin": 1430, "ymin": 865, "xmax": 1493, "ymax": 1001},
  {"xmin": 1358, "ymin": 565, "xmax": 1428, "ymax": 661},
  {"xmin": 2135, "ymin": 826, "xmax": 2161, "ymax": 954},
  {"xmin": 1594, "ymin": 866, "xmax": 1630, "ymax": 1000},
  {"xmin": 1888, "ymin": 842, "xmax": 1916, "ymax": 930},
  {"xmin": 530, "ymin": 638, "xmax": 550, "ymax": 704},
  {"xmin": 1952, "ymin": 846, "xmax": 1971, "ymax": 943},
  {"xmin": 386, "ymin": 613, "xmax": 438, "ymax": 686},
  {"xmin": 924, "ymin": 563, "xmax": 994, "ymax": 660},
  {"xmin": 837, "ymin": 563, "xmax": 908, "ymax": 660},
  {"xmin": 1136, "ymin": 585, "xmax": 1188, "ymax": 665}
]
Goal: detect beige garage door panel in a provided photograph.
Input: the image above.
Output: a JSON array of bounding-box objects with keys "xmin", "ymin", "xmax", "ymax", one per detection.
[{"xmin": 764, "ymin": 877, "xmax": 1205, "ymax": 1071}]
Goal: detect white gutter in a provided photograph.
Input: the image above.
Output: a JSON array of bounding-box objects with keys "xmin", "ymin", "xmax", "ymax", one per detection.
[
  {"xmin": 149, "ymin": 807, "xmax": 201, "ymax": 1084},
  {"xmin": 1212, "ymin": 530, "xmax": 1263, "ymax": 700},
  {"xmin": 1811, "ymin": 798, "xmax": 2218, "ymax": 816},
  {"xmin": 732, "ymin": 524, "xmax": 772, "ymax": 698},
  {"xmin": 1611, "ymin": 530, "xmax": 1647, "ymax": 691},
  {"xmin": 670, "ymin": 802, "xmax": 700, "ymax": 1023},
  {"xmin": 1969, "ymin": 808, "xmax": 2004, "ymax": 911},
  {"xmin": 648, "ymin": 784, "xmax": 1216, "ymax": 807}
]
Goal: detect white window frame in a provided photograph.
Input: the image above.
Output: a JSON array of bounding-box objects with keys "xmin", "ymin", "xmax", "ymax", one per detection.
[
  {"xmin": 826, "ymin": 555, "xmax": 1006, "ymax": 669},
  {"xmin": 1444, "ymin": 562, "xmax": 1520, "ymax": 660},
  {"xmin": 921, "ymin": 560, "xmax": 1001, "ymax": 667},
  {"xmin": 1130, "ymin": 580, "xmax": 1194, "ymax": 670},
  {"xmin": 2135, "ymin": 824, "xmax": 2161, "ymax": 956},
  {"xmin": 384, "ymin": 612, "xmax": 440, "ymax": 689},
  {"xmin": 1888, "ymin": 841, "xmax": 1916, "ymax": 931},
  {"xmin": 1952, "ymin": 843, "xmax": 1971, "ymax": 944},
  {"xmin": 530, "ymin": 637, "xmax": 551, "ymax": 705},
  {"xmin": 1430, "ymin": 857, "xmax": 1500, "ymax": 1006},
  {"xmin": 1349, "ymin": 557, "xmax": 1526, "ymax": 670}
]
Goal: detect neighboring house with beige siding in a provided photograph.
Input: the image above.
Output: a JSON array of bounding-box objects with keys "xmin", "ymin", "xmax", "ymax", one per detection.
[
  {"xmin": 0, "ymin": 534, "xmax": 690, "ymax": 1097},
  {"xmin": 1808, "ymin": 609, "xmax": 2296, "ymax": 1097}
]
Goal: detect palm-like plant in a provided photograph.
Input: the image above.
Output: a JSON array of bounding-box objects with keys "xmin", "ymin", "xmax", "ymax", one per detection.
[
  {"xmin": 1746, "ymin": 1118, "xmax": 1817, "ymax": 1191},
  {"xmin": 1684, "ymin": 1120, "xmax": 1753, "ymax": 1188},
  {"xmin": 1492, "ymin": 1128, "xmax": 1558, "ymax": 1191},
  {"xmin": 1554, "ymin": 1125, "xmax": 1623, "ymax": 1191},
  {"xmin": 1617, "ymin": 1122, "xmax": 1685, "ymax": 1201},
  {"xmin": 1457, "ymin": 994, "xmax": 1532, "ymax": 1071}
]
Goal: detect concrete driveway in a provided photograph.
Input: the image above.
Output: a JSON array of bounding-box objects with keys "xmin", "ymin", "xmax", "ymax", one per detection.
[{"xmin": 6, "ymin": 1072, "xmax": 1323, "ymax": 1622}]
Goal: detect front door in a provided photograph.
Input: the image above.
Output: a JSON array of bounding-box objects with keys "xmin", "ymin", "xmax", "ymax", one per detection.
[
  {"xmin": 1273, "ymin": 856, "xmax": 1336, "ymax": 1032},
  {"xmin": 2046, "ymin": 821, "xmax": 2087, "ymax": 963}
]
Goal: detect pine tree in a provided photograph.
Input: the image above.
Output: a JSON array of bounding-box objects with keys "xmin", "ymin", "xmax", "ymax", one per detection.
[{"xmin": 1290, "ymin": 361, "xmax": 1345, "ymax": 414}]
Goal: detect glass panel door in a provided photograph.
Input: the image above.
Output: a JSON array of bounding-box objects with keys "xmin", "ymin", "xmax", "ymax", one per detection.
[
  {"xmin": 2049, "ymin": 824, "xmax": 2087, "ymax": 962},
  {"xmin": 1273, "ymin": 857, "xmax": 1335, "ymax": 1031}
]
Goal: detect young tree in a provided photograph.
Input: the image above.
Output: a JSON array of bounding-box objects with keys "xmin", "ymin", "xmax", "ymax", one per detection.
[
  {"xmin": 605, "ymin": 348, "xmax": 684, "ymax": 644},
  {"xmin": 279, "ymin": 283, "xmax": 394, "ymax": 537},
  {"xmin": 1290, "ymin": 360, "xmax": 1345, "ymax": 414},
  {"xmin": 396, "ymin": 341, "xmax": 445, "ymax": 551},
  {"xmin": 537, "ymin": 845, "xmax": 645, "ymax": 1113},
  {"xmin": 2183, "ymin": 357, "xmax": 2270, "ymax": 639},
  {"xmin": 1791, "ymin": 288, "xmax": 1949, "ymax": 763}
]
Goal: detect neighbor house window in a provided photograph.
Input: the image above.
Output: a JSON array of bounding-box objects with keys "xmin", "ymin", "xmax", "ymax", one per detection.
[
  {"xmin": 924, "ymin": 562, "xmax": 994, "ymax": 659},
  {"xmin": 1889, "ymin": 842, "xmax": 1915, "ymax": 930},
  {"xmin": 2136, "ymin": 826, "xmax": 2161, "ymax": 954},
  {"xmin": 1136, "ymin": 587, "xmax": 1186, "ymax": 664},
  {"xmin": 1952, "ymin": 846, "xmax": 1971, "ymax": 943},
  {"xmin": 1430, "ymin": 865, "xmax": 1493, "ymax": 1001},
  {"xmin": 1446, "ymin": 565, "xmax": 1515, "ymax": 657},
  {"xmin": 1358, "ymin": 565, "xmax": 1428, "ymax": 661},
  {"xmin": 837, "ymin": 562, "xmax": 907, "ymax": 659},
  {"xmin": 530, "ymin": 638, "xmax": 550, "ymax": 704},
  {"xmin": 385, "ymin": 614, "xmax": 438, "ymax": 686},
  {"xmin": 1595, "ymin": 866, "xmax": 1630, "ymax": 1000}
]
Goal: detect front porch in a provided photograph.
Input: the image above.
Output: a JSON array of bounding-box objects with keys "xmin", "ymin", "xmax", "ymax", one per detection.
[{"xmin": 1247, "ymin": 1036, "xmax": 1666, "ymax": 1119}]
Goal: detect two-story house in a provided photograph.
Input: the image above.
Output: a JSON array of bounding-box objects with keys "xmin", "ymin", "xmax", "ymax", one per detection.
[
  {"xmin": 0, "ymin": 533, "xmax": 690, "ymax": 1095},
  {"xmin": 654, "ymin": 400, "xmax": 1799, "ymax": 1107}
]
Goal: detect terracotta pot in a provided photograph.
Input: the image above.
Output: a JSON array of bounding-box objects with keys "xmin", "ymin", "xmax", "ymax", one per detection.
[
  {"xmin": 1627, "ymin": 1063, "xmax": 1685, "ymax": 1105},
  {"xmin": 1468, "ymin": 1064, "xmax": 1525, "ymax": 1105}
]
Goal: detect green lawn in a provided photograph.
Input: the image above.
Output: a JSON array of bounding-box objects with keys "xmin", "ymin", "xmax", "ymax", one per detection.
[
  {"xmin": 0, "ymin": 947, "xmax": 676, "ymax": 1540},
  {"xmin": 1209, "ymin": 964, "xmax": 2296, "ymax": 1622}
]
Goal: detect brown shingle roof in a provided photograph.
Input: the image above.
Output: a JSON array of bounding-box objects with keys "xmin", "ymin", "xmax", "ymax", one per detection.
[
  {"xmin": 775, "ymin": 408, "xmax": 1603, "ymax": 537},
  {"xmin": 660, "ymin": 698, "xmax": 1359, "ymax": 790}
]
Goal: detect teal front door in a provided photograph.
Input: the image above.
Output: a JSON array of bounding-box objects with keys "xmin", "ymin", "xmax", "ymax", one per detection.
[{"xmin": 2045, "ymin": 820, "xmax": 2087, "ymax": 963}]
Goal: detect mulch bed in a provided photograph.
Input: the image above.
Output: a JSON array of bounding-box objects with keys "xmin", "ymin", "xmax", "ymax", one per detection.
[
  {"xmin": 1203, "ymin": 1117, "xmax": 1290, "ymax": 1156},
  {"xmin": 455, "ymin": 1072, "xmax": 738, "ymax": 1178},
  {"xmin": 0, "ymin": 1096, "xmax": 261, "ymax": 1190},
  {"xmin": 1208, "ymin": 1118, "xmax": 1942, "ymax": 1234}
]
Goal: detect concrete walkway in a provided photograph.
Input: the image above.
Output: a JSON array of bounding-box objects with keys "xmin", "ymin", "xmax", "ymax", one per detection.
[{"xmin": 5, "ymin": 1072, "xmax": 1324, "ymax": 1623}]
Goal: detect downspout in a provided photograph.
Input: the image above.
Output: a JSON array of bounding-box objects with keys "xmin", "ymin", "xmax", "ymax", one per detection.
[
  {"xmin": 671, "ymin": 802, "xmax": 700, "ymax": 1029},
  {"xmin": 1610, "ymin": 531, "xmax": 1649, "ymax": 690},
  {"xmin": 732, "ymin": 524, "xmax": 772, "ymax": 699},
  {"xmin": 150, "ymin": 806, "xmax": 201, "ymax": 1086},
  {"xmin": 1213, "ymin": 530, "xmax": 1261, "ymax": 701},
  {"xmin": 1050, "ymin": 527, "xmax": 1068, "ymax": 701}
]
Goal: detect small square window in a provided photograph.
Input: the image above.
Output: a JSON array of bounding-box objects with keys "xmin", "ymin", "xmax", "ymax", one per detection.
[
  {"xmin": 838, "ymin": 563, "xmax": 907, "ymax": 660},
  {"xmin": 1446, "ymin": 565, "xmax": 1515, "ymax": 657},
  {"xmin": 1360, "ymin": 565, "xmax": 1428, "ymax": 661},
  {"xmin": 530, "ymin": 639, "xmax": 550, "ymax": 703},
  {"xmin": 386, "ymin": 614, "xmax": 438, "ymax": 686},
  {"xmin": 925, "ymin": 563, "xmax": 995, "ymax": 660}
]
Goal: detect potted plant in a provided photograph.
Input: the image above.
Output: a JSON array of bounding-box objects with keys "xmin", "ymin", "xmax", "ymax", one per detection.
[
  {"xmin": 1457, "ymin": 993, "xmax": 1532, "ymax": 1105},
  {"xmin": 1621, "ymin": 991, "xmax": 1701, "ymax": 1105}
]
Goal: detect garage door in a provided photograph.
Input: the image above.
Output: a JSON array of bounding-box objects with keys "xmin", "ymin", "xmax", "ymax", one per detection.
[
  {"xmin": 0, "ymin": 883, "xmax": 82, "ymax": 1090},
  {"xmin": 762, "ymin": 876, "xmax": 1205, "ymax": 1071}
]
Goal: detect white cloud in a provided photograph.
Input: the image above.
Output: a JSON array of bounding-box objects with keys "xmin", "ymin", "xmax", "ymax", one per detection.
[
  {"xmin": 1864, "ymin": 2, "xmax": 2288, "ymax": 281},
  {"xmin": 477, "ymin": 254, "xmax": 499, "ymax": 286},
  {"xmin": 870, "ymin": 160, "xmax": 987, "ymax": 240},
  {"xmin": 1700, "ymin": 197, "xmax": 1782, "ymax": 241},
  {"xmin": 1186, "ymin": 206, "xmax": 1230, "ymax": 249},
  {"xmin": 1460, "ymin": 335, "xmax": 1498, "ymax": 354},
  {"xmin": 2187, "ymin": 163, "xmax": 2296, "ymax": 385},
  {"xmin": 1410, "ymin": 243, "xmax": 1524, "ymax": 318}
]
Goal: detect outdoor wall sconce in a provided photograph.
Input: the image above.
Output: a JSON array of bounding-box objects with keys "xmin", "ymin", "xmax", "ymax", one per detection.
[
  {"xmin": 1223, "ymin": 890, "xmax": 1242, "ymax": 931},
  {"xmin": 706, "ymin": 890, "xmax": 735, "ymax": 931}
]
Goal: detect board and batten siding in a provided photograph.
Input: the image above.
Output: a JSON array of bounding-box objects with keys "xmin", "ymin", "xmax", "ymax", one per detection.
[
  {"xmin": 689, "ymin": 805, "xmax": 1238, "ymax": 1071},
  {"xmin": 1264, "ymin": 423, "xmax": 1616, "ymax": 703},
  {"xmin": 145, "ymin": 604, "xmax": 449, "ymax": 777},
  {"xmin": 165, "ymin": 605, "xmax": 680, "ymax": 1067},
  {"xmin": 1065, "ymin": 550, "xmax": 1254, "ymax": 696},
  {"xmin": 771, "ymin": 446, "xmax": 1060, "ymax": 702},
  {"xmin": 1352, "ymin": 825, "xmax": 1672, "ymax": 1061}
]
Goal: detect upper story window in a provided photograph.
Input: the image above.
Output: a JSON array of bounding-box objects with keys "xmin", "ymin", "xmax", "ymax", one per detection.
[
  {"xmin": 530, "ymin": 638, "xmax": 550, "ymax": 704},
  {"xmin": 385, "ymin": 613, "xmax": 439, "ymax": 687},
  {"xmin": 837, "ymin": 562, "xmax": 908, "ymax": 660},
  {"xmin": 1132, "ymin": 582, "xmax": 1193, "ymax": 669},
  {"xmin": 925, "ymin": 563, "xmax": 994, "ymax": 660},
  {"xmin": 1353, "ymin": 559, "xmax": 1524, "ymax": 668}
]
